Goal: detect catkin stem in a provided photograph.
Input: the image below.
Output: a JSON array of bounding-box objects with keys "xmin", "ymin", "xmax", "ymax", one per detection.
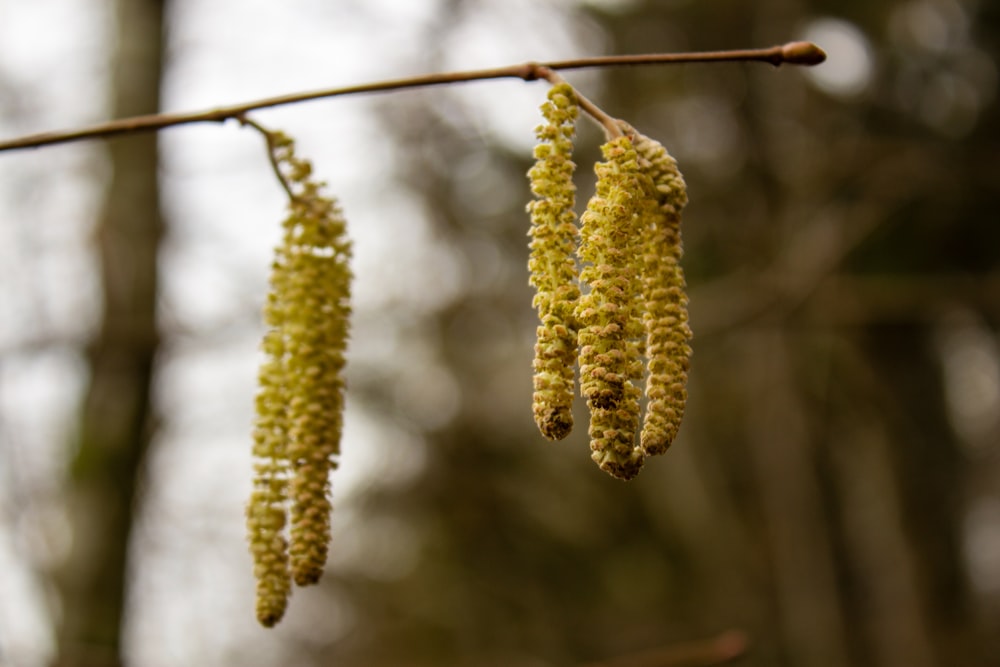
[
  {"xmin": 241, "ymin": 116, "xmax": 297, "ymax": 201},
  {"xmin": 537, "ymin": 69, "xmax": 623, "ymax": 139}
]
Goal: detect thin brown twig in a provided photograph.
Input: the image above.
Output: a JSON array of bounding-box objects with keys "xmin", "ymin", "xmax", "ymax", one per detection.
[
  {"xmin": 538, "ymin": 67, "xmax": 624, "ymax": 139},
  {"xmin": 0, "ymin": 42, "xmax": 824, "ymax": 153},
  {"xmin": 238, "ymin": 115, "xmax": 297, "ymax": 201}
]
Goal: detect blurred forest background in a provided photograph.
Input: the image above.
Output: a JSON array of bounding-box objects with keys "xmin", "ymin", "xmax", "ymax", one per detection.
[{"xmin": 1, "ymin": 0, "xmax": 998, "ymax": 666}]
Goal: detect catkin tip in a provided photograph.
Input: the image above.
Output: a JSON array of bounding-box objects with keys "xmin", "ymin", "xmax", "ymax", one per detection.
[
  {"xmin": 256, "ymin": 606, "xmax": 285, "ymax": 628},
  {"xmin": 640, "ymin": 432, "xmax": 671, "ymax": 457},
  {"xmin": 293, "ymin": 566, "xmax": 324, "ymax": 587},
  {"xmin": 591, "ymin": 447, "xmax": 644, "ymax": 481},
  {"xmin": 537, "ymin": 405, "xmax": 574, "ymax": 441}
]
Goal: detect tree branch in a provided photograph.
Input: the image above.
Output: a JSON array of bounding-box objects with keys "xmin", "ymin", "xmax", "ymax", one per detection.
[
  {"xmin": 577, "ymin": 630, "xmax": 749, "ymax": 667},
  {"xmin": 0, "ymin": 42, "xmax": 824, "ymax": 153}
]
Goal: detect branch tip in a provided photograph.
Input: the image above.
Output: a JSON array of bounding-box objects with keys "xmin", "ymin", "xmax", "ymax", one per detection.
[
  {"xmin": 780, "ymin": 41, "xmax": 827, "ymax": 66},
  {"xmin": 520, "ymin": 62, "xmax": 546, "ymax": 81}
]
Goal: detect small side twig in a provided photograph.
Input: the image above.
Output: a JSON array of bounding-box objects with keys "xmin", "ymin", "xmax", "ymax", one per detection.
[
  {"xmin": 238, "ymin": 115, "xmax": 297, "ymax": 202},
  {"xmin": 0, "ymin": 42, "xmax": 825, "ymax": 153},
  {"xmin": 538, "ymin": 67, "xmax": 624, "ymax": 139}
]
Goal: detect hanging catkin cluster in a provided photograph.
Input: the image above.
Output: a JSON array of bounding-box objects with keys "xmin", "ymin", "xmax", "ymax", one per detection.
[
  {"xmin": 247, "ymin": 130, "xmax": 352, "ymax": 627},
  {"xmin": 526, "ymin": 89, "xmax": 691, "ymax": 480}
]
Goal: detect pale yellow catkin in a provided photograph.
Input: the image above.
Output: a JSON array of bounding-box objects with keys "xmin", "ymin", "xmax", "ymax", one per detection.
[
  {"xmin": 622, "ymin": 123, "xmax": 692, "ymax": 456},
  {"xmin": 247, "ymin": 252, "xmax": 294, "ymax": 627},
  {"xmin": 527, "ymin": 83, "xmax": 581, "ymax": 441},
  {"xmin": 248, "ymin": 131, "xmax": 352, "ymax": 626},
  {"xmin": 575, "ymin": 136, "xmax": 646, "ymax": 480},
  {"xmin": 281, "ymin": 190, "xmax": 351, "ymax": 586}
]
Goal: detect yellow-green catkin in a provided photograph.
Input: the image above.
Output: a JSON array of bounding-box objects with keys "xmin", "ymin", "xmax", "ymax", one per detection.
[
  {"xmin": 626, "ymin": 124, "xmax": 691, "ymax": 456},
  {"xmin": 575, "ymin": 136, "xmax": 646, "ymax": 480},
  {"xmin": 248, "ymin": 131, "xmax": 352, "ymax": 624},
  {"xmin": 247, "ymin": 241, "xmax": 295, "ymax": 626},
  {"xmin": 527, "ymin": 83, "xmax": 580, "ymax": 441}
]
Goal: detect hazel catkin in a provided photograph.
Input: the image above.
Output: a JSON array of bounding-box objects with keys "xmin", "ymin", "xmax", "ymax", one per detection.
[
  {"xmin": 247, "ymin": 247, "xmax": 295, "ymax": 626},
  {"xmin": 247, "ymin": 130, "xmax": 352, "ymax": 625},
  {"xmin": 575, "ymin": 136, "xmax": 646, "ymax": 480},
  {"xmin": 281, "ymin": 191, "xmax": 351, "ymax": 585},
  {"xmin": 527, "ymin": 83, "xmax": 581, "ymax": 441},
  {"xmin": 624, "ymin": 123, "xmax": 692, "ymax": 456}
]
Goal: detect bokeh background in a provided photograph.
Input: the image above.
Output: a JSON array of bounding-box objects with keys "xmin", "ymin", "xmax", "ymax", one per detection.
[{"xmin": 1, "ymin": 0, "xmax": 998, "ymax": 666}]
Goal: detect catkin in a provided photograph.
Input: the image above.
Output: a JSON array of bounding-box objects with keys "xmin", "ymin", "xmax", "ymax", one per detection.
[
  {"xmin": 248, "ymin": 131, "xmax": 352, "ymax": 625},
  {"xmin": 247, "ymin": 250, "xmax": 294, "ymax": 626},
  {"xmin": 624, "ymin": 124, "xmax": 692, "ymax": 456},
  {"xmin": 575, "ymin": 136, "xmax": 646, "ymax": 480},
  {"xmin": 527, "ymin": 83, "xmax": 581, "ymax": 441}
]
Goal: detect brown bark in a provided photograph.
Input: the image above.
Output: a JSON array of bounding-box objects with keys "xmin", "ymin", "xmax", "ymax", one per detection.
[{"xmin": 55, "ymin": 0, "xmax": 165, "ymax": 665}]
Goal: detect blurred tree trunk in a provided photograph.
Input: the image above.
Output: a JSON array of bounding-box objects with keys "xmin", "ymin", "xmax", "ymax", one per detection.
[
  {"xmin": 55, "ymin": 0, "xmax": 166, "ymax": 665},
  {"xmin": 858, "ymin": 325, "xmax": 978, "ymax": 666}
]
